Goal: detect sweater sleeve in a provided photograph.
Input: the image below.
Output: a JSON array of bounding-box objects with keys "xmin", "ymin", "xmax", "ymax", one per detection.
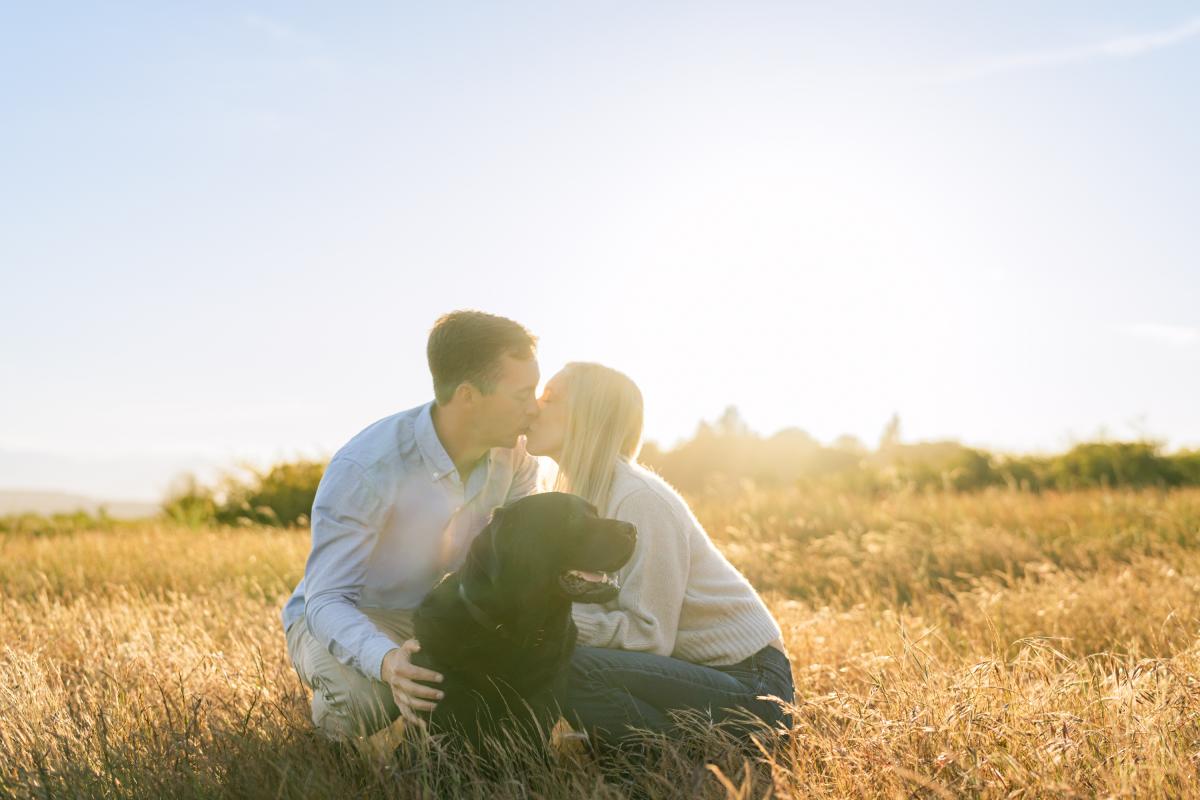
[{"xmin": 571, "ymin": 488, "xmax": 690, "ymax": 657}]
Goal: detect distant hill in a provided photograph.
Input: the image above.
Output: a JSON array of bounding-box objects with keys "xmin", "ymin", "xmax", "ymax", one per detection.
[{"xmin": 0, "ymin": 490, "xmax": 159, "ymax": 519}]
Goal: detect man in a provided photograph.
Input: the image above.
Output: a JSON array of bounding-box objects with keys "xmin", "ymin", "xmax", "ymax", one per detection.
[{"xmin": 282, "ymin": 310, "xmax": 541, "ymax": 740}]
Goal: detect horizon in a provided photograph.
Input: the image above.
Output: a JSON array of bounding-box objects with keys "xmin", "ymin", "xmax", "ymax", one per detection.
[
  {"xmin": 3, "ymin": 2, "xmax": 1198, "ymax": 502},
  {"xmin": 1, "ymin": 402, "xmax": 1193, "ymax": 505}
]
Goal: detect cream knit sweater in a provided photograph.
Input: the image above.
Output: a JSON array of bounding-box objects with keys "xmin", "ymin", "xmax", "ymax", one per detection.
[{"xmin": 571, "ymin": 459, "xmax": 783, "ymax": 667}]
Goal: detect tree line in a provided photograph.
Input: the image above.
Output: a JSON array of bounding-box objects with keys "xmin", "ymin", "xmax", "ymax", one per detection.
[{"xmin": 161, "ymin": 408, "xmax": 1200, "ymax": 527}]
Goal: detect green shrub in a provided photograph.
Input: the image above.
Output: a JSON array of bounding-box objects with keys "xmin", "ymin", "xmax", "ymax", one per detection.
[
  {"xmin": 162, "ymin": 461, "xmax": 326, "ymax": 528},
  {"xmin": 0, "ymin": 510, "xmax": 115, "ymax": 536},
  {"xmin": 1052, "ymin": 441, "xmax": 1179, "ymax": 489},
  {"xmin": 215, "ymin": 460, "xmax": 326, "ymax": 527},
  {"xmin": 163, "ymin": 475, "xmax": 219, "ymax": 528}
]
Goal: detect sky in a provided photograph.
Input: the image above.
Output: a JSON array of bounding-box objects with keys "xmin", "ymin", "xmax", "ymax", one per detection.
[{"xmin": 2, "ymin": 2, "xmax": 1198, "ymax": 502}]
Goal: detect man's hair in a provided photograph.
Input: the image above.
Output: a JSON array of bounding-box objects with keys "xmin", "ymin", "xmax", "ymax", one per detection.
[{"xmin": 427, "ymin": 310, "xmax": 538, "ymax": 405}]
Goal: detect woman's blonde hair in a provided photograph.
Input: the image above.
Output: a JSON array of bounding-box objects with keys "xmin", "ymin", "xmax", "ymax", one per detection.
[{"xmin": 552, "ymin": 362, "xmax": 644, "ymax": 512}]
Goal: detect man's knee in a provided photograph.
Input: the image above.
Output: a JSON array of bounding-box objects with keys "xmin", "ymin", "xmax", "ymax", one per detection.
[
  {"xmin": 287, "ymin": 619, "xmax": 399, "ymax": 739},
  {"xmin": 307, "ymin": 667, "xmax": 398, "ymax": 739}
]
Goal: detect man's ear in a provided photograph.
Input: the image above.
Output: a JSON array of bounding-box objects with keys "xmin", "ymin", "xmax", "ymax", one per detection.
[{"xmin": 453, "ymin": 382, "xmax": 475, "ymax": 406}]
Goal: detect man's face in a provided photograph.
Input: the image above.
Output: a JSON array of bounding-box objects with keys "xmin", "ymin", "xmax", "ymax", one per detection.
[{"xmin": 474, "ymin": 354, "xmax": 541, "ymax": 449}]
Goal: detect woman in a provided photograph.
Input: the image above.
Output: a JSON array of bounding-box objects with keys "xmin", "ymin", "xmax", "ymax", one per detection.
[{"xmin": 523, "ymin": 362, "xmax": 795, "ymax": 746}]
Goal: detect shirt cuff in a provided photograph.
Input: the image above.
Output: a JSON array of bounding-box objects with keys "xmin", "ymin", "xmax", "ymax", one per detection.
[{"xmin": 360, "ymin": 633, "xmax": 403, "ymax": 681}]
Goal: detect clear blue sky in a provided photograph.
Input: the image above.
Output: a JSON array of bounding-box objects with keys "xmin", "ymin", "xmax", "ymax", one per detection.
[{"xmin": 2, "ymin": 2, "xmax": 1198, "ymax": 501}]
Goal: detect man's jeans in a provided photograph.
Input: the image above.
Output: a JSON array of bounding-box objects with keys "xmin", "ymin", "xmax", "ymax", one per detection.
[{"xmin": 564, "ymin": 644, "xmax": 796, "ymax": 745}]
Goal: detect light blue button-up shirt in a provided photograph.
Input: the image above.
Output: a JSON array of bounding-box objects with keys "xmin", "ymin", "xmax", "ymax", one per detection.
[{"xmin": 281, "ymin": 401, "xmax": 539, "ymax": 681}]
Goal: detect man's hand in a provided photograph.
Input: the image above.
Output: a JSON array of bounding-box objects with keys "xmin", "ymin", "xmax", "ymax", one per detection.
[{"xmin": 380, "ymin": 639, "xmax": 444, "ymax": 726}]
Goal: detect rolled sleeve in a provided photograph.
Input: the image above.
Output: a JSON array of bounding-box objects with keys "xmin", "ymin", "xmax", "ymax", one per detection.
[
  {"xmin": 302, "ymin": 458, "xmax": 399, "ymax": 680},
  {"xmin": 504, "ymin": 444, "xmax": 540, "ymax": 503}
]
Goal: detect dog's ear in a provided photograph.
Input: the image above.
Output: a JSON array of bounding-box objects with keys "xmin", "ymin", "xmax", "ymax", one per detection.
[{"xmin": 478, "ymin": 506, "xmax": 506, "ymax": 583}]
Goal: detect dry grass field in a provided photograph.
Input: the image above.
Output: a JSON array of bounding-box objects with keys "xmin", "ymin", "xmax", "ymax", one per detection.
[{"xmin": 4, "ymin": 486, "xmax": 1200, "ymax": 798}]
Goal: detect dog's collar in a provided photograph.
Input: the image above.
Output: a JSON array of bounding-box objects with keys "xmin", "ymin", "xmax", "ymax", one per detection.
[
  {"xmin": 458, "ymin": 581, "xmax": 506, "ymax": 634},
  {"xmin": 457, "ymin": 581, "xmax": 547, "ymax": 648}
]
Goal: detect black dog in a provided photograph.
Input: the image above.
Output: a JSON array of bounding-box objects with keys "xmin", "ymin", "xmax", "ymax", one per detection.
[{"xmin": 411, "ymin": 492, "xmax": 636, "ymax": 747}]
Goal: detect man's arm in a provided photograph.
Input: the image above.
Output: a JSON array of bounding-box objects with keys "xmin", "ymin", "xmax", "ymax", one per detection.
[
  {"xmin": 301, "ymin": 458, "xmax": 407, "ymax": 681},
  {"xmin": 503, "ymin": 443, "xmax": 540, "ymax": 503}
]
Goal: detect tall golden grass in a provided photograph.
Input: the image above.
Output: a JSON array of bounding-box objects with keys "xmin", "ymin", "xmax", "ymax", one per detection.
[{"xmin": 3, "ymin": 487, "xmax": 1200, "ymax": 798}]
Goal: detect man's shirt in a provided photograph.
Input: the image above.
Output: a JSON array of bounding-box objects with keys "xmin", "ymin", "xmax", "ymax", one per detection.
[{"xmin": 281, "ymin": 401, "xmax": 539, "ymax": 681}]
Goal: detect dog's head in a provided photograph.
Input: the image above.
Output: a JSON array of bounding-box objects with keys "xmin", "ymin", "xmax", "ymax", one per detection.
[{"xmin": 465, "ymin": 492, "xmax": 636, "ymax": 605}]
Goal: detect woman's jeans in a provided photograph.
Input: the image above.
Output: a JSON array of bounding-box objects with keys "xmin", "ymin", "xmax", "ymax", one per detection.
[{"xmin": 564, "ymin": 644, "xmax": 796, "ymax": 745}]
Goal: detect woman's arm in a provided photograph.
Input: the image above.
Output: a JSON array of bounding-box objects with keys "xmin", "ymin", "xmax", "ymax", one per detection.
[{"xmin": 571, "ymin": 488, "xmax": 691, "ymax": 656}]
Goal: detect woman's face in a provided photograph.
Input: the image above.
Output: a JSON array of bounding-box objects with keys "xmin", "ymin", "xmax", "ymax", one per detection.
[{"xmin": 524, "ymin": 371, "xmax": 569, "ymax": 460}]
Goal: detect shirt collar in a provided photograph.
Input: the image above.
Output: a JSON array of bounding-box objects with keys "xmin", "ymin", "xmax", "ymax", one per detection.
[{"xmin": 414, "ymin": 401, "xmax": 457, "ymax": 482}]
